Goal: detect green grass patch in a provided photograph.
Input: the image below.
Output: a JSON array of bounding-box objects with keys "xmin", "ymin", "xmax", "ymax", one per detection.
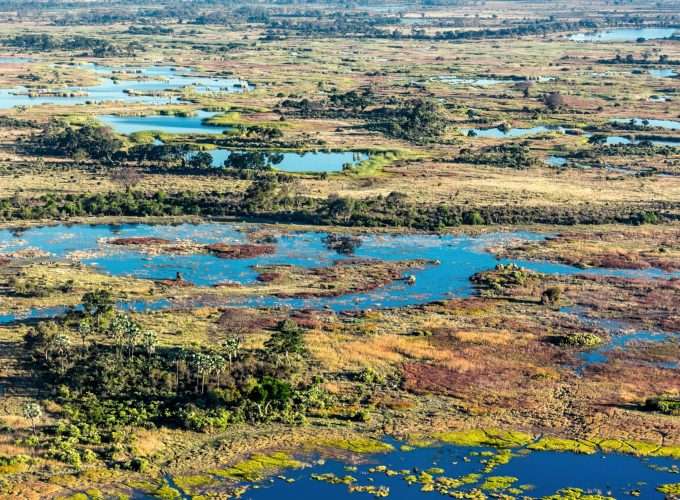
[
  {"xmin": 312, "ymin": 436, "xmax": 394, "ymax": 454},
  {"xmin": 528, "ymin": 437, "xmax": 597, "ymax": 454},
  {"xmin": 211, "ymin": 452, "xmax": 303, "ymax": 481},
  {"xmin": 433, "ymin": 429, "xmax": 533, "ymax": 449},
  {"xmin": 480, "ymin": 475, "xmax": 518, "ymax": 491}
]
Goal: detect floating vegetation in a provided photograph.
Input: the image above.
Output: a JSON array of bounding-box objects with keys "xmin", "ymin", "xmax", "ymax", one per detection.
[
  {"xmin": 479, "ymin": 475, "xmax": 519, "ymax": 491},
  {"xmin": 212, "ymin": 452, "xmax": 303, "ymax": 481},
  {"xmin": 432, "ymin": 429, "xmax": 533, "ymax": 449}
]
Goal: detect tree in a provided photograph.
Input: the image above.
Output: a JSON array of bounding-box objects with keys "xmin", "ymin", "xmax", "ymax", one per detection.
[
  {"xmin": 22, "ymin": 402, "xmax": 42, "ymax": 435},
  {"xmin": 264, "ymin": 320, "xmax": 307, "ymax": 364},
  {"xmin": 77, "ymin": 317, "xmax": 93, "ymax": 351},
  {"xmin": 82, "ymin": 290, "xmax": 114, "ymax": 318},
  {"xmin": 221, "ymin": 336, "xmax": 242, "ymax": 367},
  {"xmin": 249, "ymin": 376, "xmax": 293, "ymax": 420},
  {"xmin": 140, "ymin": 329, "xmax": 158, "ymax": 357},
  {"xmin": 516, "ymin": 80, "xmax": 534, "ymax": 97},
  {"xmin": 49, "ymin": 332, "xmax": 72, "ymax": 375},
  {"xmin": 36, "ymin": 123, "xmax": 122, "ymax": 162},
  {"xmin": 187, "ymin": 151, "xmax": 213, "ymax": 169},
  {"xmin": 541, "ymin": 286, "xmax": 562, "ymax": 306},
  {"xmin": 543, "ymin": 91, "xmax": 565, "ymax": 110},
  {"xmin": 110, "ymin": 167, "xmax": 143, "ymax": 191}
]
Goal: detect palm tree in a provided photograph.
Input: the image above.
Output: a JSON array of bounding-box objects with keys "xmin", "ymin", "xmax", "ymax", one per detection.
[
  {"xmin": 221, "ymin": 335, "xmax": 241, "ymax": 367},
  {"xmin": 50, "ymin": 333, "xmax": 72, "ymax": 375},
  {"xmin": 22, "ymin": 402, "xmax": 42, "ymax": 436}
]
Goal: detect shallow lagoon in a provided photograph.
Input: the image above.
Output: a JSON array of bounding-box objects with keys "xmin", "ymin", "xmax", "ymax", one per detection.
[
  {"xmin": 649, "ymin": 68, "xmax": 678, "ymax": 78},
  {"xmin": 462, "ymin": 126, "xmax": 563, "ymax": 139},
  {"xmin": 99, "ymin": 111, "xmax": 228, "ymax": 135},
  {"xmin": 213, "ymin": 441, "xmax": 679, "ymax": 499},
  {"xmin": 200, "ymin": 149, "xmax": 369, "ymax": 172},
  {"xmin": 604, "ymin": 135, "xmax": 680, "ymax": 147},
  {"xmin": 1, "ymin": 223, "xmax": 679, "ymax": 318},
  {"xmin": 571, "ymin": 27, "xmax": 677, "ymax": 42},
  {"xmin": 0, "ymin": 63, "xmax": 249, "ymax": 109},
  {"xmin": 437, "ymin": 75, "xmax": 508, "ymax": 86},
  {"xmin": 611, "ymin": 118, "xmax": 680, "ymax": 130}
]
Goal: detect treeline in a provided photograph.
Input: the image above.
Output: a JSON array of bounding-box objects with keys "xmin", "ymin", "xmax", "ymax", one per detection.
[
  {"xmin": 0, "ymin": 183, "xmax": 675, "ymax": 228},
  {"xmin": 281, "ymin": 95, "xmax": 450, "ymax": 143},
  {"xmin": 598, "ymin": 54, "xmax": 680, "ymax": 66},
  {"xmin": 456, "ymin": 144, "xmax": 539, "ymax": 169},
  {"xmin": 2, "ymin": 34, "xmax": 141, "ymax": 56}
]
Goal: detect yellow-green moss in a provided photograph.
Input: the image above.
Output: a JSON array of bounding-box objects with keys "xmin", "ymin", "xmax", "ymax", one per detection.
[
  {"xmin": 543, "ymin": 488, "xmax": 614, "ymax": 499},
  {"xmin": 528, "ymin": 437, "xmax": 597, "ymax": 454},
  {"xmin": 433, "ymin": 429, "xmax": 533, "ymax": 449},
  {"xmin": 658, "ymin": 483, "xmax": 680, "ymax": 496},
  {"xmin": 480, "ymin": 475, "xmax": 518, "ymax": 491},
  {"xmin": 211, "ymin": 452, "xmax": 303, "ymax": 481},
  {"xmin": 312, "ymin": 437, "xmax": 394, "ymax": 454},
  {"xmin": 171, "ymin": 474, "xmax": 216, "ymax": 492}
]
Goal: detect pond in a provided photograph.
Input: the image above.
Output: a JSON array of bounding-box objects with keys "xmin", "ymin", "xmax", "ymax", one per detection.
[
  {"xmin": 437, "ymin": 76, "xmax": 508, "ymax": 86},
  {"xmin": 0, "ymin": 63, "xmax": 250, "ymax": 109},
  {"xmin": 611, "ymin": 118, "xmax": 680, "ymax": 130},
  {"xmin": 99, "ymin": 111, "xmax": 228, "ymax": 135},
  {"xmin": 604, "ymin": 135, "xmax": 680, "ymax": 147},
  {"xmin": 461, "ymin": 126, "xmax": 564, "ymax": 139},
  {"xmin": 649, "ymin": 68, "xmax": 678, "ymax": 78},
  {"xmin": 565, "ymin": 307, "xmax": 678, "ymax": 369},
  {"xmin": 1, "ymin": 223, "xmax": 678, "ymax": 321},
  {"xmin": 571, "ymin": 27, "xmax": 678, "ymax": 42},
  {"xmin": 200, "ymin": 440, "xmax": 679, "ymax": 499},
  {"xmin": 0, "ymin": 56, "xmax": 33, "ymax": 64},
  {"xmin": 195, "ymin": 149, "xmax": 369, "ymax": 172},
  {"xmin": 545, "ymin": 155, "xmax": 567, "ymax": 167}
]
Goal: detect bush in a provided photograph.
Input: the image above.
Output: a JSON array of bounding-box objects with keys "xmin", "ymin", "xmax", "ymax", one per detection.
[
  {"xmin": 552, "ymin": 333, "xmax": 602, "ymax": 348},
  {"xmin": 644, "ymin": 397, "xmax": 680, "ymax": 416}
]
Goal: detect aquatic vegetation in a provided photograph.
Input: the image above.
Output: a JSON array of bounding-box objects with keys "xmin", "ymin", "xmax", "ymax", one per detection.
[
  {"xmin": 311, "ymin": 437, "xmax": 394, "ymax": 454},
  {"xmin": 212, "ymin": 452, "xmax": 303, "ymax": 481},
  {"xmin": 348, "ymin": 484, "xmax": 390, "ymax": 497},
  {"xmin": 657, "ymin": 483, "xmax": 680, "ymax": 496},
  {"xmin": 170, "ymin": 474, "xmax": 217, "ymax": 493},
  {"xmin": 432, "ymin": 429, "xmax": 533, "ymax": 449},
  {"xmin": 543, "ymin": 488, "xmax": 614, "ymax": 499},
  {"xmin": 311, "ymin": 473, "xmax": 357, "ymax": 485},
  {"xmin": 528, "ymin": 437, "xmax": 598, "ymax": 454},
  {"xmin": 479, "ymin": 475, "xmax": 518, "ymax": 491}
]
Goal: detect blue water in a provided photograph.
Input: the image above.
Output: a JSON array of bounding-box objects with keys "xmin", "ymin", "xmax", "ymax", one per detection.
[
  {"xmin": 1, "ymin": 223, "xmax": 679, "ymax": 321},
  {"xmin": 438, "ymin": 76, "xmax": 507, "ymax": 86},
  {"xmin": 462, "ymin": 126, "xmax": 563, "ymax": 138},
  {"xmin": 98, "ymin": 111, "xmax": 227, "ymax": 135},
  {"xmin": 602, "ymin": 135, "xmax": 680, "ymax": 147},
  {"xmin": 231, "ymin": 441, "xmax": 678, "ymax": 500},
  {"xmin": 0, "ymin": 56, "xmax": 33, "ymax": 63},
  {"xmin": 571, "ymin": 27, "xmax": 678, "ymax": 42},
  {"xmin": 582, "ymin": 330, "xmax": 675, "ymax": 365},
  {"xmin": 198, "ymin": 149, "xmax": 369, "ymax": 172},
  {"xmin": 611, "ymin": 118, "xmax": 680, "ymax": 130},
  {"xmin": 546, "ymin": 155, "xmax": 567, "ymax": 167},
  {"xmin": 649, "ymin": 68, "xmax": 677, "ymax": 78},
  {"xmin": 0, "ymin": 63, "xmax": 250, "ymax": 109}
]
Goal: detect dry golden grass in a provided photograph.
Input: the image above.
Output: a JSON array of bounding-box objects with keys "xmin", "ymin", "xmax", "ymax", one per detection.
[{"xmin": 309, "ymin": 332, "xmax": 475, "ymax": 373}]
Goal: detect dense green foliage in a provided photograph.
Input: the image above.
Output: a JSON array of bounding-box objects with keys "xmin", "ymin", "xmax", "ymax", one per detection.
[
  {"xmin": 23, "ymin": 294, "xmax": 328, "ymax": 467},
  {"xmin": 367, "ymin": 99, "xmax": 449, "ymax": 143}
]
